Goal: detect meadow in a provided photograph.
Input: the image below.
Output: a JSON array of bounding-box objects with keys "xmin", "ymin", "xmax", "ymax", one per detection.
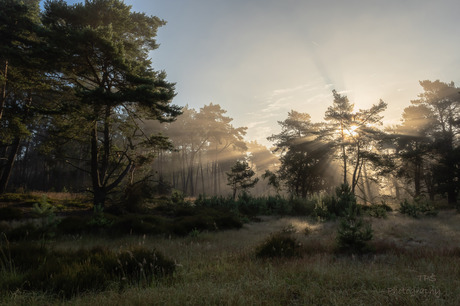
[{"xmin": 1, "ymin": 192, "xmax": 460, "ymax": 305}]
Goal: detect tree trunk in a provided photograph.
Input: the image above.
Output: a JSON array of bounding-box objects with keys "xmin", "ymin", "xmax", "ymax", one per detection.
[
  {"xmin": 93, "ymin": 186, "xmax": 106, "ymax": 208},
  {"xmin": 0, "ymin": 60, "xmax": 8, "ymax": 121},
  {"xmin": 90, "ymin": 120, "xmax": 103, "ymax": 206},
  {"xmin": 351, "ymin": 146, "xmax": 361, "ymax": 194},
  {"xmin": 341, "ymin": 124, "xmax": 347, "ymax": 185},
  {"xmin": 0, "ymin": 136, "xmax": 21, "ymax": 193},
  {"xmin": 447, "ymin": 189, "xmax": 457, "ymax": 205}
]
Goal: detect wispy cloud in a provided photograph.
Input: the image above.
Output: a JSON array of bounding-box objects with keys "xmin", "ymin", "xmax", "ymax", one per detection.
[{"xmin": 246, "ymin": 120, "xmax": 267, "ymax": 129}]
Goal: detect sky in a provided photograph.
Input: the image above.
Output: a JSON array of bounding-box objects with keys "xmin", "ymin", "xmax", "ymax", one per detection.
[{"xmin": 48, "ymin": 0, "xmax": 460, "ymax": 147}]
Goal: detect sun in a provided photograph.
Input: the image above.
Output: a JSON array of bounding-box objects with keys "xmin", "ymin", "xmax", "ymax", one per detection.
[{"xmin": 345, "ymin": 125, "xmax": 359, "ymax": 137}]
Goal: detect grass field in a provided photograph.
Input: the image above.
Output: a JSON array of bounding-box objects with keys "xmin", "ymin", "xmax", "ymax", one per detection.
[{"xmin": 1, "ymin": 209, "xmax": 460, "ymax": 305}]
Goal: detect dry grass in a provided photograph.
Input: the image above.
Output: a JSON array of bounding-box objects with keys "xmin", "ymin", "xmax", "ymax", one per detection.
[
  {"xmin": 27, "ymin": 191, "xmax": 87, "ymax": 201},
  {"xmin": 2, "ymin": 213, "xmax": 460, "ymax": 305}
]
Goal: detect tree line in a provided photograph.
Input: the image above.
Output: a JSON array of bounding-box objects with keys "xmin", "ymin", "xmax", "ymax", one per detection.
[
  {"xmin": 1, "ymin": 0, "xmax": 459, "ymax": 207},
  {"xmin": 268, "ymin": 81, "xmax": 460, "ymax": 206}
]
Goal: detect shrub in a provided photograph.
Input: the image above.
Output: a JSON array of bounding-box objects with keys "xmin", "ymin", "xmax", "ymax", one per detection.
[
  {"xmin": 336, "ymin": 204, "xmax": 373, "ymax": 254},
  {"xmin": 31, "ymin": 195, "xmax": 60, "ymax": 238},
  {"xmin": 399, "ymin": 198, "xmax": 437, "ymax": 218},
  {"xmin": 237, "ymin": 192, "xmax": 264, "ymax": 217},
  {"xmin": 111, "ymin": 214, "xmax": 168, "ymax": 235},
  {"xmin": 325, "ymin": 184, "xmax": 357, "ymax": 218},
  {"xmin": 170, "ymin": 190, "xmax": 186, "ymax": 205},
  {"xmin": 122, "ymin": 180, "xmax": 156, "ymax": 213},
  {"xmin": 3, "ymin": 245, "xmax": 175, "ymax": 298},
  {"xmin": 399, "ymin": 199, "xmax": 418, "ymax": 217},
  {"xmin": 361, "ymin": 203, "xmax": 391, "ymax": 219},
  {"xmin": 194, "ymin": 195, "xmax": 236, "ymax": 211},
  {"xmin": 289, "ymin": 197, "xmax": 316, "ymax": 216},
  {"xmin": 255, "ymin": 232, "xmax": 302, "ymax": 259}
]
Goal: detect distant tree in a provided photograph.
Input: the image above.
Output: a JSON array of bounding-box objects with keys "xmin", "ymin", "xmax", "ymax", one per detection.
[
  {"xmin": 42, "ymin": 0, "xmax": 181, "ymax": 207},
  {"xmin": 0, "ymin": 0, "xmax": 49, "ymax": 193},
  {"xmin": 200, "ymin": 103, "xmax": 247, "ymax": 195},
  {"xmin": 392, "ymin": 104, "xmax": 437, "ymax": 198},
  {"xmin": 246, "ymin": 141, "xmax": 279, "ymax": 173},
  {"xmin": 226, "ymin": 160, "xmax": 259, "ymax": 200},
  {"xmin": 324, "ymin": 90, "xmax": 354, "ymax": 186},
  {"xmin": 411, "ymin": 80, "xmax": 460, "ymax": 204},
  {"xmin": 324, "ymin": 90, "xmax": 388, "ymax": 194},
  {"xmin": 268, "ymin": 110, "xmax": 334, "ymax": 198},
  {"xmin": 262, "ymin": 169, "xmax": 281, "ymax": 194}
]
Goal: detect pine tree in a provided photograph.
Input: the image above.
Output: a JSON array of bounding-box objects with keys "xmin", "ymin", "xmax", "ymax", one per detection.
[
  {"xmin": 226, "ymin": 161, "xmax": 258, "ymax": 200},
  {"xmin": 42, "ymin": 0, "xmax": 181, "ymax": 206}
]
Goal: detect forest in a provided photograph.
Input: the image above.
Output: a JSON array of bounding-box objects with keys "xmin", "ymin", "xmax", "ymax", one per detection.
[{"xmin": 1, "ymin": 0, "xmax": 460, "ymax": 304}]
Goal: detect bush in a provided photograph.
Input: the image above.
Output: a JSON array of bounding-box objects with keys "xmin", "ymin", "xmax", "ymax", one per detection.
[
  {"xmin": 361, "ymin": 202, "xmax": 391, "ymax": 219},
  {"xmin": 172, "ymin": 207, "xmax": 242, "ymax": 235},
  {"xmin": 194, "ymin": 195, "xmax": 236, "ymax": 211},
  {"xmin": 122, "ymin": 180, "xmax": 156, "ymax": 213},
  {"xmin": 111, "ymin": 214, "xmax": 168, "ymax": 235},
  {"xmin": 399, "ymin": 198, "xmax": 437, "ymax": 218},
  {"xmin": 2, "ymin": 244, "xmax": 175, "ymax": 298},
  {"xmin": 325, "ymin": 184, "xmax": 357, "ymax": 218},
  {"xmin": 289, "ymin": 197, "xmax": 316, "ymax": 216},
  {"xmin": 336, "ymin": 204, "xmax": 373, "ymax": 254},
  {"xmin": 255, "ymin": 232, "xmax": 302, "ymax": 259},
  {"xmin": 237, "ymin": 192, "xmax": 265, "ymax": 217}
]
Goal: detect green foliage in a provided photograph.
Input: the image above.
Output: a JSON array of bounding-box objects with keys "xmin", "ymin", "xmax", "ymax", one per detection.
[
  {"xmin": 111, "ymin": 214, "xmax": 169, "ymax": 236},
  {"xmin": 227, "ymin": 160, "xmax": 259, "ymax": 200},
  {"xmin": 188, "ymin": 228, "xmax": 201, "ymax": 238},
  {"xmin": 336, "ymin": 203, "xmax": 373, "ymax": 254},
  {"xmin": 0, "ymin": 244, "xmax": 175, "ymax": 298},
  {"xmin": 0, "ymin": 193, "xmax": 41, "ymax": 204},
  {"xmin": 255, "ymin": 232, "xmax": 302, "ymax": 259},
  {"xmin": 195, "ymin": 194, "xmax": 337, "ymax": 218},
  {"xmin": 289, "ymin": 197, "xmax": 316, "ymax": 216},
  {"xmin": 360, "ymin": 202, "xmax": 392, "ymax": 219},
  {"xmin": 122, "ymin": 180, "xmax": 155, "ymax": 213},
  {"xmin": 237, "ymin": 192, "xmax": 265, "ymax": 217},
  {"xmin": 87, "ymin": 204, "xmax": 114, "ymax": 228},
  {"xmin": 399, "ymin": 198, "xmax": 438, "ymax": 218},
  {"xmin": 41, "ymin": 0, "xmax": 181, "ymax": 207},
  {"xmin": 194, "ymin": 195, "xmax": 236, "ymax": 210},
  {"xmin": 317, "ymin": 184, "xmax": 359, "ymax": 220},
  {"xmin": 31, "ymin": 195, "xmax": 60, "ymax": 238},
  {"xmin": 262, "ymin": 170, "xmax": 281, "ymax": 194},
  {"xmin": 170, "ymin": 190, "xmax": 186, "ymax": 205},
  {"xmin": 268, "ymin": 111, "xmax": 333, "ymax": 198},
  {"xmin": 171, "ymin": 207, "xmax": 242, "ymax": 236},
  {"xmin": 108, "ymin": 206, "xmax": 242, "ymax": 237}
]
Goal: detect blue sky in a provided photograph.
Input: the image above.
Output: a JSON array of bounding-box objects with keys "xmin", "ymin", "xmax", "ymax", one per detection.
[{"xmin": 44, "ymin": 0, "xmax": 460, "ymax": 146}]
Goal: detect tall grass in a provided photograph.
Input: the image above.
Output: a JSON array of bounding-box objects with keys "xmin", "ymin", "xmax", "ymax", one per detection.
[{"xmin": 1, "ymin": 213, "xmax": 460, "ymax": 304}]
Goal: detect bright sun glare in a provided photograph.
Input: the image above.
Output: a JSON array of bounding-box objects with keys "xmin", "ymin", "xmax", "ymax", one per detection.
[{"xmin": 345, "ymin": 125, "xmax": 359, "ymax": 137}]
